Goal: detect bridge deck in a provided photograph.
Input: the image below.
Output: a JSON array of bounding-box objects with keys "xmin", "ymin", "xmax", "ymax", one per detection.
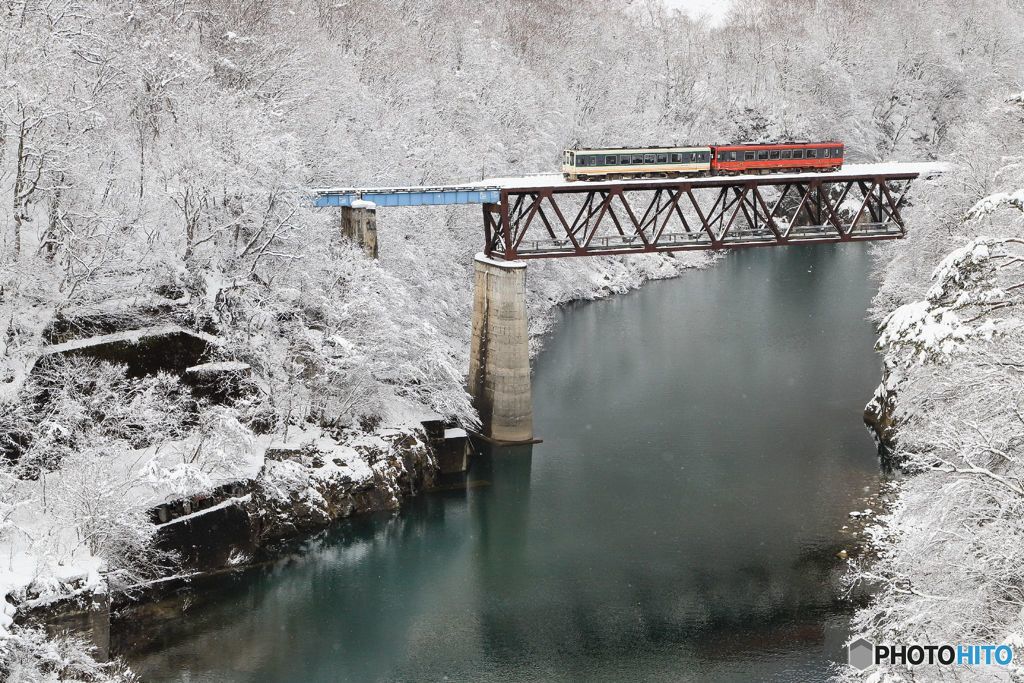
[
  {"xmin": 313, "ymin": 162, "xmax": 946, "ymax": 208},
  {"xmin": 480, "ymin": 161, "xmax": 946, "ymax": 191},
  {"xmin": 314, "ymin": 162, "xmax": 946, "ymax": 259}
]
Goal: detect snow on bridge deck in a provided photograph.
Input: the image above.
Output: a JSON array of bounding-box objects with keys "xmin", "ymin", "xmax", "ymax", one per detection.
[{"xmin": 313, "ymin": 162, "xmax": 948, "ymax": 208}]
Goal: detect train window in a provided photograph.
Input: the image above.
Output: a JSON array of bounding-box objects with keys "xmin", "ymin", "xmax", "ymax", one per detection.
[
  {"xmin": 718, "ymin": 152, "xmax": 727, "ymax": 161},
  {"xmin": 807, "ymin": 149, "xmax": 817, "ymax": 158},
  {"xmin": 606, "ymin": 155, "xmax": 617, "ymax": 165},
  {"xmin": 656, "ymin": 153, "xmax": 667, "ymax": 163},
  {"xmin": 744, "ymin": 152, "xmax": 755, "ymax": 161},
  {"xmin": 620, "ymin": 155, "xmax": 630, "ymax": 165},
  {"xmin": 781, "ymin": 150, "xmax": 791, "ymax": 159},
  {"xmin": 769, "ymin": 150, "xmax": 780, "ymax": 159},
  {"xmin": 730, "ymin": 152, "xmax": 738, "ymax": 161},
  {"xmin": 670, "ymin": 153, "xmax": 682, "ymax": 163},
  {"xmin": 632, "ymin": 154, "xmax": 644, "ymax": 164},
  {"xmin": 835, "ymin": 148, "xmax": 842, "ymax": 157},
  {"xmin": 793, "ymin": 150, "xmax": 804, "ymax": 159},
  {"xmin": 644, "ymin": 154, "xmax": 655, "ymax": 163},
  {"xmin": 757, "ymin": 151, "xmax": 768, "ymax": 160}
]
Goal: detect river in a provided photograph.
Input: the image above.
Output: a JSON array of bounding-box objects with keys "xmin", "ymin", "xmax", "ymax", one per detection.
[{"xmin": 130, "ymin": 244, "xmax": 883, "ymax": 682}]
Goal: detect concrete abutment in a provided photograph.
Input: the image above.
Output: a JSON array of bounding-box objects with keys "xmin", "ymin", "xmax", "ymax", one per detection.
[
  {"xmin": 468, "ymin": 254, "xmax": 533, "ymax": 443},
  {"xmin": 340, "ymin": 203, "xmax": 378, "ymax": 258}
]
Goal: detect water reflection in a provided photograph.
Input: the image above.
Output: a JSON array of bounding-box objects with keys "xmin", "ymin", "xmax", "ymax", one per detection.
[{"xmin": 130, "ymin": 244, "xmax": 880, "ymax": 682}]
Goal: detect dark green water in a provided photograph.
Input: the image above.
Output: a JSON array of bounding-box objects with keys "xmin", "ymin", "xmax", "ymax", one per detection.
[{"xmin": 130, "ymin": 245, "xmax": 882, "ymax": 682}]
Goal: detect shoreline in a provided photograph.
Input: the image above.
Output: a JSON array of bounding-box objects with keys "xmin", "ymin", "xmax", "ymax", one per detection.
[{"xmin": 8, "ymin": 250, "xmax": 718, "ymax": 668}]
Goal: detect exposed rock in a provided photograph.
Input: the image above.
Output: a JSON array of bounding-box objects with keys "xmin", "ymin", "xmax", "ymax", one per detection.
[
  {"xmin": 146, "ymin": 428, "xmax": 439, "ymax": 575},
  {"xmin": 863, "ymin": 368, "xmax": 903, "ymax": 470},
  {"xmin": 183, "ymin": 361, "xmax": 252, "ymax": 403},
  {"xmin": 154, "ymin": 495, "xmax": 256, "ymax": 570},
  {"xmin": 250, "ymin": 431, "xmax": 437, "ymax": 547},
  {"xmin": 15, "ymin": 581, "xmax": 111, "ymax": 663},
  {"xmin": 37, "ymin": 325, "xmax": 220, "ymax": 378}
]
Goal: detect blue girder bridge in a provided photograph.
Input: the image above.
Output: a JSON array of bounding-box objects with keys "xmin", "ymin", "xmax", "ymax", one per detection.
[
  {"xmin": 314, "ymin": 185, "xmax": 500, "ymax": 208},
  {"xmin": 314, "ymin": 163, "xmax": 945, "ymax": 260}
]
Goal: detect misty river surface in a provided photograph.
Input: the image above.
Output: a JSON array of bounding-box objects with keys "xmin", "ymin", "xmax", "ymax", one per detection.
[{"xmin": 130, "ymin": 244, "xmax": 884, "ymax": 682}]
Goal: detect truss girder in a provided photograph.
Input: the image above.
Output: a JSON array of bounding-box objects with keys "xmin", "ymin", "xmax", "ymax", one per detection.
[{"xmin": 483, "ymin": 174, "xmax": 916, "ymax": 260}]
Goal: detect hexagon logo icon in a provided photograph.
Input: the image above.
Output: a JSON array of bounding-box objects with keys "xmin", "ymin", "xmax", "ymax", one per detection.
[{"xmin": 848, "ymin": 637, "xmax": 875, "ymax": 670}]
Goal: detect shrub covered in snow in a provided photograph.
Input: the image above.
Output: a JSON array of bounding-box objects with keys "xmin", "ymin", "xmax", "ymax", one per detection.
[{"xmin": 844, "ymin": 92, "xmax": 1024, "ymax": 682}]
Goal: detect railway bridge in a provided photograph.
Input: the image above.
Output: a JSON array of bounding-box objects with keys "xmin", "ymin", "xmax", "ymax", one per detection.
[{"xmin": 314, "ymin": 162, "xmax": 945, "ymax": 444}]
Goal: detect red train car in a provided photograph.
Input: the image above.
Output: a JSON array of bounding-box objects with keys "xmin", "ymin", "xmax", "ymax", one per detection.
[{"xmin": 711, "ymin": 141, "xmax": 843, "ymax": 175}]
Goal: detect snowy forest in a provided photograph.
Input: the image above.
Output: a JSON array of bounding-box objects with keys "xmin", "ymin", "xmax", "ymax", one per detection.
[{"xmin": 0, "ymin": 0, "xmax": 1023, "ymax": 680}]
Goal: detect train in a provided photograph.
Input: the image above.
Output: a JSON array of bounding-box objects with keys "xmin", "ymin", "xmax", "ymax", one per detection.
[{"xmin": 561, "ymin": 141, "xmax": 844, "ymax": 181}]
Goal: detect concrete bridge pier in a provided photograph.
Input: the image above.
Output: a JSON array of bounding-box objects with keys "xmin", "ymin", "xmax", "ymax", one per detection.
[
  {"xmin": 468, "ymin": 254, "xmax": 533, "ymax": 443},
  {"xmin": 340, "ymin": 201, "xmax": 378, "ymax": 258}
]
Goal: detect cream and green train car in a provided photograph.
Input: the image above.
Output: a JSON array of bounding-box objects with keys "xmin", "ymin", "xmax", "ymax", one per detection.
[{"xmin": 561, "ymin": 147, "xmax": 712, "ymax": 181}]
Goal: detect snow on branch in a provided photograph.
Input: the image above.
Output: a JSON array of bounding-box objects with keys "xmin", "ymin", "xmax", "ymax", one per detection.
[
  {"xmin": 877, "ymin": 237, "xmax": 1023, "ymax": 364},
  {"xmin": 966, "ymin": 189, "xmax": 1024, "ymax": 220}
]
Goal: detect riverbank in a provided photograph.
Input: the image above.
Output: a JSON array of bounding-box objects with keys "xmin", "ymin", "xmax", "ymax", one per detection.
[
  {"xmin": 125, "ymin": 243, "xmax": 888, "ymax": 682},
  {"xmin": 0, "ymin": 248, "xmax": 713, "ymax": 679},
  {"xmin": 839, "ymin": 97, "xmax": 1024, "ymax": 681}
]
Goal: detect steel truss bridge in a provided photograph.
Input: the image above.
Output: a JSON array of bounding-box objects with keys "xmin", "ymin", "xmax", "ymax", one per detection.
[{"xmin": 314, "ymin": 163, "xmax": 945, "ymax": 260}]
